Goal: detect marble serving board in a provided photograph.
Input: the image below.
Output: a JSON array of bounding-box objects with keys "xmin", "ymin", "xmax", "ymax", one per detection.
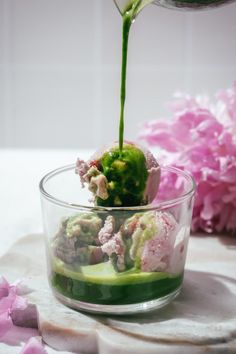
[{"xmin": 0, "ymin": 234, "xmax": 236, "ymax": 354}]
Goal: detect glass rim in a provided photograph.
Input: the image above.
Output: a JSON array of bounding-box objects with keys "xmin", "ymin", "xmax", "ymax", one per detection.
[{"xmin": 39, "ymin": 164, "xmax": 196, "ymax": 212}]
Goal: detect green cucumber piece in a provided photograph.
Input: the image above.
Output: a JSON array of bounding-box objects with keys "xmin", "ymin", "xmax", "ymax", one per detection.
[{"xmin": 52, "ymin": 258, "xmax": 174, "ymax": 285}]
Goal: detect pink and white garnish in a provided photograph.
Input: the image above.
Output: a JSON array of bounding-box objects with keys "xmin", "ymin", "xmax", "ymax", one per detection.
[{"xmin": 140, "ymin": 82, "xmax": 236, "ymax": 234}]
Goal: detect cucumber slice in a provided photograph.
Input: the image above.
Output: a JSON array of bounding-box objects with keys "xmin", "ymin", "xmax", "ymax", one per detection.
[{"xmin": 52, "ymin": 258, "xmax": 174, "ymax": 286}]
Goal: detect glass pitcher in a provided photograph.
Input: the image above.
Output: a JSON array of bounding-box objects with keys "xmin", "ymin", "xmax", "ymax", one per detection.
[
  {"xmin": 114, "ymin": 0, "xmax": 235, "ymax": 15},
  {"xmin": 154, "ymin": 0, "xmax": 235, "ymax": 10}
]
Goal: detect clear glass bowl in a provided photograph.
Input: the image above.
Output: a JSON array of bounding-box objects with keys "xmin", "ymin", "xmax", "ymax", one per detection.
[
  {"xmin": 114, "ymin": 0, "xmax": 234, "ymax": 14},
  {"xmin": 39, "ymin": 165, "xmax": 195, "ymax": 315}
]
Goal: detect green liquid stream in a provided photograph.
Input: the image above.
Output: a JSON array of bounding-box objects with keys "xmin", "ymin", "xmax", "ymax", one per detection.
[{"xmin": 119, "ymin": 0, "xmax": 144, "ymax": 152}]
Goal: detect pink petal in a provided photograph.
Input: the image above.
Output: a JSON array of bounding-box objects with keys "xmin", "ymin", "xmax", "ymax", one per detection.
[
  {"xmin": 218, "ymin": 81, "xmax": 236, "ymax": 122},
  {"xmin": 178, "ymin": 109, "xmax": 208, "ymax": 128},
  {"xmin": 11, "ymin": 304, "xmax": 38, "ymax": 329},
  {"xmin": 20, "ymin": 337, "xmax": 48, "ymax": 354},
  {"xmin": 150, "ymin": 132, "xmax": 180, "ymax": 152},
  {"xmin": 227, "ymin": 208, "xmax": 236, "ymax": 230},
  {"xmin": 0, "ymin": 285, "xmax": 27, "ymax": 316},
  {"xmin": 1, "ymin": 325, "xmax": 39, "ymax": 347},
  {"xmin": 200, "ymin": 195, "xmax": 215, "ymax": 220},
  {"xmin": 0, "ymin": 288, "xmax": 16, "ymax": 315},
  {"xmin": 197, "ymin": 116, "xmax": 223, "ymax": 136},
  {"xmin": 215, "ymin": 204, "xmax": 232, "ymax": 232},
  {"xmin": 221, "ymin": 165, "xmax": 236, "ymax": 183},
  {"xmin": 11, "ymin": 293, "xmax": 27, "ymax": 312},
  {"xmin": 0, "ymin": 277, "xmax": 10, "ymax": 299},
  {"xmin": 0, "ymin": 311, "xmax": 12, "ymax": 338},
  {"xmin": 222, "ymin": 191, "xmax": 236, "ymax": 203}
]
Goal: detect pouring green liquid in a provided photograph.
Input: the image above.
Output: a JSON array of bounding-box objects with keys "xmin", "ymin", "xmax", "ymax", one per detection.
[
  {"xmin": 49, "ymin": 1, "xmax": 197, "ymax": 310},
  {"xmin": 119, "ymin": 0, "xmax": 150, "ymax": 152}
]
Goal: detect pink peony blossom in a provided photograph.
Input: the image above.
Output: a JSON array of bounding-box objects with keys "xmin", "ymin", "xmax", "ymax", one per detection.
[{"xmin": 140, "ymin": 82, "xmax": 236, "ymax": 234}]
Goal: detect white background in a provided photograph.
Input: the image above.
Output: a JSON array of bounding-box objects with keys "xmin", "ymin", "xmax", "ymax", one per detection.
[{"xmin": 1, "ymin": 0, "xmax": 236, "ymax": 149}]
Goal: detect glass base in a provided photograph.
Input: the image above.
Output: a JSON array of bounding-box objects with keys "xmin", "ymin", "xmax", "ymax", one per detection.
[{"xmin": 52, "ymin": 286, "xmax": 181, "ymax": 315}]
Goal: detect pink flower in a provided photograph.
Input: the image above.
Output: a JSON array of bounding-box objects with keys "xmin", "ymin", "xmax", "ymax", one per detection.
[{"xmin": 140, "ymin": 82, "xmax": 236, "ymax": 234}]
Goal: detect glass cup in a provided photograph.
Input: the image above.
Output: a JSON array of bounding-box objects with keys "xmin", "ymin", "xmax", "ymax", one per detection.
[
  {"xmin": 39, "ymin": 165, "xmax": 195, "ymax": 315},
  {"xmin": 114, "ymin": 0, "xmax": 234, "ymax": 14},
  {"xmin": 153, "ymin": 0, "xmax": 234, "ymax": 10}
]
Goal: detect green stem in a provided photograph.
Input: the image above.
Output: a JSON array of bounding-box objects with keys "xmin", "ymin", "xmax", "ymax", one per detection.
[{"xmin": 119, "ymin": 14, "xmax": 132, "ymax": 153}]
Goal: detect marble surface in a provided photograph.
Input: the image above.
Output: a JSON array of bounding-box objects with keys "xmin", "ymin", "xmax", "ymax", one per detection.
[{"xmin": 1, "ymin": 233, "xmax": 236, "ymax": 353}]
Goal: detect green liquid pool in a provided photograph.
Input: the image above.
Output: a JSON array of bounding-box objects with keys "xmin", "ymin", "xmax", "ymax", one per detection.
[{"xmin": 51, "ymin": 260, "xmax": 183, "ymax": 305}]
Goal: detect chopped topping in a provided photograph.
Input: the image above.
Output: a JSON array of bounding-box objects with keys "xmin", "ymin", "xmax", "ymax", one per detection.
[
  {"xmin": 66, "ymin": 213, "xmax": 102, "ymax": 243},
  {"xmin": 54, "ymin": 234, "xmax": 78, "ymax": 264},
  {"xmin": 52, "ymin": 209, "xmax": 179, "ymax": 274},
  {"xmin": 94, "ymin": 211, "xmax": 178, "ymax": 273},
  {"xmin": 122, "ymin": 213, "xmax": 142, "ymax": 237},
  {"xmin": 53, "ymin": 233, "xmax": 103, "ymax": 266},
  {"xmin": 101, "ymin": 232, "xmax": 126, "ymax": 272},
  {"xmin": 76, "ymin": 160, "xmax": 109, "ymax": 200},
  {"xmin": 53, "ymin": 213, "xmax": 104, "ymax": 266},
  {"xmin": 98, "ymin": 215, "xmax": 115, "ymax": 245},
  {"xmin": 88, "ymin": 170, "xmax": 109, "ymax": 200},
  {"xmin": 75, "ymin": 158, "xmax": 90, "ymax": 187}
]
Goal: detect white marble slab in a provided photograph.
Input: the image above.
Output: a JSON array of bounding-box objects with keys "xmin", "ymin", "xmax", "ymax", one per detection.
[{"xmin": 0, "ymin": 233, "xmax": 236, "ymax": 353}]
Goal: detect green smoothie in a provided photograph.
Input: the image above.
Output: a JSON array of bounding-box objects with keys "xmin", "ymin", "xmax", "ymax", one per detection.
[{"xmin": 51, "ymin": 260, "xmax": 183, "ymax": 305}]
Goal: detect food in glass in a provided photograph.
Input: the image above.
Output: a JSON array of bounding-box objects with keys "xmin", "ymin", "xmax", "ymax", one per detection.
[
  {"xmin": 40, "ymin": 163, "xmax": 195, "ymax": 314},
  {"xmin": 40, "ymin": 0, "xmax": 195, "ymax": 314}
]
